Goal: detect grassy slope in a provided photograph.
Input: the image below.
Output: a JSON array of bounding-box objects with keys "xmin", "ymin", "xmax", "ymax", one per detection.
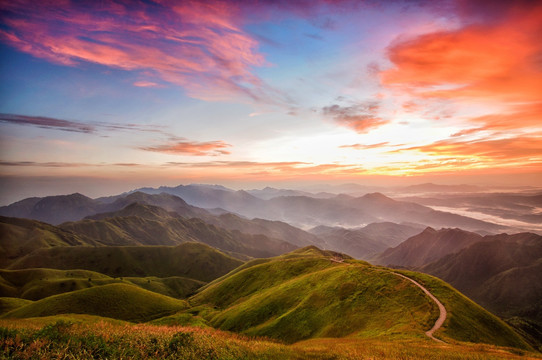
[
  {"xmin": 8, "ymin": 242, "xmax": 242, "ymax": 282},
  {"xmin": 2, "ymin": 316, "xmax": 540, "ymax": 360},
  {"xmin": 0, "ymin": 268, "xmax": 204, "ymax": 300},
  {"xmin": 191, "ymin": 248, "xmax": 530, "ymax": 349},
  {"xmin": 0, "ymin": 297, "xmax": 33, "ymax": 315},
  {"xmin": 397, "ymin": 270, "xmax": 531, "ymax": 350},
  {"xmin": 1, "ymin": 283, "xmax": 188, "ymax": 322},
  {"xmin": 0, "ymin": 216, "xmax": 96, "ymax": 267}
]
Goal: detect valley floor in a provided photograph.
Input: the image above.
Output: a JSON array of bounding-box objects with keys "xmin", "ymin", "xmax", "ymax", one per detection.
[{"xmin": 1, "ymin": 316, "xmax": 541, "ymax": 360}]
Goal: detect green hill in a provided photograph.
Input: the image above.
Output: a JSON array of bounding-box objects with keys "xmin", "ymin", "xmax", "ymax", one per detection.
[
  {"xmin": 0, "ymin": 216, "xmax": 97, "ymax": 267},
  {"xmin": 0, "ymin": 268, "xmax": 205, "ymax": 300},
  {"xmin": 2, "ymin": 283, "xmax": 188, "ymax": 322},
  {"xmin": 8, "ymin": 242, "xmax": 242, "ymax": 282},
  {"xmin": 191, "ymin": 247, "xmax": 530, "ymax": 349},
  {"xmin": 0, "ymin": 297, "xmax": 33, "ymax": 315}
]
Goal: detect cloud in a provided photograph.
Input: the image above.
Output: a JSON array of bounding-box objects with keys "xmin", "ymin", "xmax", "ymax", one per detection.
[
  {"xmin": 164, "ymin": 160, "xmax": 365, "ymax": 177},
  {"xmin": 141, "ymin": 140, "xmax": 232, "ymax": 156},
  {"xmin": 396, "ymin": 135, "xmax": 542, "ymax": 171},
  {"xmin": 133, "ymin": 81, "xmax": 161, "ymax": 88},
  {"xmin": 0, "ymin": 161, "xmax": 96, "ymax": 167},
  {"xmin": 340, "ymin": 142, "xmax": 390, "ymax": 150},
  {"xmin": 380, "ymin": 2, "xmax": 542, "ymax": 133},
  {"xmin": 0, "ymin": 0, "xmax": 287, "ymax": 104},
  {"xmin": 322, "ymin": 102, "xmax": 388, "ymax": 133},
  {"xmin": 0, "ymin": 113, "xmax": 164, "ymax": 135},
  {"xmin": 0, "ymin": 113, "xmax": 95, "ymax": 133}
]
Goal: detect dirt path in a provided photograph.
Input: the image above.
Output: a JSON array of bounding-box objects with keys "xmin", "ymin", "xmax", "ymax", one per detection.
[
  {"xmin": 329, "ymin": 259, "xmax": 447, "ymax": 343},
  {"xmin": 393, "ymin": 273, "xmax": 447, "ymax": 343}
]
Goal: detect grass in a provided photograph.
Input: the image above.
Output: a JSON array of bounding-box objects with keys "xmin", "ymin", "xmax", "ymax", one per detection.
[
  {"xmin": 396, "ymin": 270, "xmax": 532, "ymax": 350},
  {"xmin": 0, "ymin": 298, "xmax": 33, "ymax": 315},
  {"xmin": 0, "ymin": 268, "xmax": 205, "ymax": 300},
  {"xmin": 8, "ymin": 242, "xmax": 242, "ymax": 281},
  {"xmin": 194, "ymin": 261, "xmax": 435, "ymax": 343},
  {"xmin": 1, "ymin": 317, "xmax": 540, "ymax": 360},
  {"xmin": 1, "ymin": 246, "xmax": 537, "ymax": 358},
  {"xmin": 1, "ymin": 283, "xmax": 188, "ymax": 322},
  {"xmin": 0, "ymin": 216, "xmax": 95, "ymax": 267},
  {"xmin": 192, "ymin": 251, "xmax": 533, "ymax": 349}
]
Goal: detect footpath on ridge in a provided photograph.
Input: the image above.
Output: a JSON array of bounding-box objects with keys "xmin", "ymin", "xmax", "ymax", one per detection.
[{"xmin": 330, "ymin": 257, "xmax": 447, "ymax": 343}]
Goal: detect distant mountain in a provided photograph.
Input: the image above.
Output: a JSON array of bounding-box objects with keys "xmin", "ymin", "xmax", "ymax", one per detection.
[
  {"xmin": 400, "ymin": 192, "xmax": 542, "ymax": 227},
  {"xmin": 0, "ymin": 193, "xmax": 103, "ymax": 225},
  {"xmin": 204, "ymin": 212, "xmax": 326, "ymax": 248},
  {"xmin": 8, "ymin": 242, "xmax": 243, "ymax": 281},
  {"xmin": 310, "ymin": 222, "xmax": 422, "ymax": 260},
  {"xmin": 61, "ymin": 202, "xmax": 297, "ymax": 258},
  {"xmin": 0, "ymin": 216, "xmax": 97, "ymax": 267},
  {"xmin": 246, "ymin": 187, "xmax": 334, "ymax": 200},
  {"xmin": 2, "ymin": 186, "xmax": 508, "ymax": 233},
  {"xmin": 396, "ymin": 183, "xmax": 484, "ymax": 194},
  {"xmin": 132, "ymin": 184, "xmax": 266, "ymax": 212},
  {"xmin": 421, "ymin": 233, "xmax": 542, "ymax": 325},
  {"xmin": 372, "ymin": 227, "xmax": 483, "ymax": 267},
  {"xmin": 105, "ymin": 191, "xmax": 210, "ymax": 219}
]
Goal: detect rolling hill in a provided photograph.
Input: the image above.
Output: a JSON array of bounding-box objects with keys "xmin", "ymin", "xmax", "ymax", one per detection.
[
  {"xmin": 0, "ymin": 216, "xmax": 97, "ymax": 267},
  {"xmin": 7, "ymin": 242, "xmax": 242, "ymax": 281},
  {"xmin": 190, "ymin": 247, "xmax": 530, "ymax": 349},
  {"xmin": 0, "ymin": 268, "xmax": 205, "ymax": 300},
  {"xmin": 2, "ymin": 283, "xmax": 188, "ymax": 322}
]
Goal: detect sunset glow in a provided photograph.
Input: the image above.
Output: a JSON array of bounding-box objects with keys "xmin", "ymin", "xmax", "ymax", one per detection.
[{"xmin": 1, "ymin": 0, "xmax": 541, "ymax": 202}]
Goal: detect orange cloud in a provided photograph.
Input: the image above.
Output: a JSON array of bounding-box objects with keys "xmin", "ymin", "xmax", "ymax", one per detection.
[
  {"xmin": 381, "ymin": 3, "xmax": 542, "ymax": 133},
  {"xmin": 382, "ymin": 7, "xmax": 542, "ymax": 102},
  {"xmin": 0, "ymin": 0, "xmax": 279, "ymax": 103},
  {"xmin": 395, "ymin": 135, "xmax": 542, "ymax": 173},
  {"xmin": 163, "ymin": 160, "xmax": 365, "ymax": 178},
  {"xmin": 141, "ymin": 140, "xmax": 232, "ymax": 156}
]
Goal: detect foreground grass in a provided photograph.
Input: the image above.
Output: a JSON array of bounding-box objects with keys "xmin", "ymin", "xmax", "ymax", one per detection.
[{"xmin": 1, "ymin": 317, "xmax": 540, "ymax": 360}]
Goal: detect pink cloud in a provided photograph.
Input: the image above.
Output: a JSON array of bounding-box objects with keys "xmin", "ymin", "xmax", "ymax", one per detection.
[
  {"xmin": 0, "ymin": 0, "xmax": 279, "ymax": 103},
  {"xmin": 133, "ymin": 81, "xmax": 161, "ymax": 88}
]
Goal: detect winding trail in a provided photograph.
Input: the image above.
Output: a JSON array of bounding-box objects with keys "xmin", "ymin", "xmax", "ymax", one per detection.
[
  {"xmin": 329, "ymin": 258, "xmax": 447, "ymax": 343},
  {"xmin": 392, "ymin": 273, "xmax": 447, "ymax": 343}
]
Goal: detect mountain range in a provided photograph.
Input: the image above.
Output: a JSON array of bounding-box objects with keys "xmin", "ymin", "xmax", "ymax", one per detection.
[{"xmin": 1, "ymin": 183, "xmax": 541, "ymax": 355}]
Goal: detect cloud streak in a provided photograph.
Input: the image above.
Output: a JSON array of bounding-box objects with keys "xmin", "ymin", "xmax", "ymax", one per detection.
[
  {"xmin": 0, "ymin": 113, "xmax": 95, "ymax": 133},
  {"xmin": 0, "ymin": 113, "xmax": 164, "ymax": 135}
]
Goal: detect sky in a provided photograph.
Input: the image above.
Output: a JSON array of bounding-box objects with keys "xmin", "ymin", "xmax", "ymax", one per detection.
[{"xmin": 0, "ymin": 0, "xmax": 541, "ymax": 203}]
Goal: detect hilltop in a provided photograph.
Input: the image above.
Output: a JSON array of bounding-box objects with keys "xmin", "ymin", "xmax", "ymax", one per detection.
[{"xmin": 190, "ymin": 247, "xmax": 529, "ymax": 349}]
